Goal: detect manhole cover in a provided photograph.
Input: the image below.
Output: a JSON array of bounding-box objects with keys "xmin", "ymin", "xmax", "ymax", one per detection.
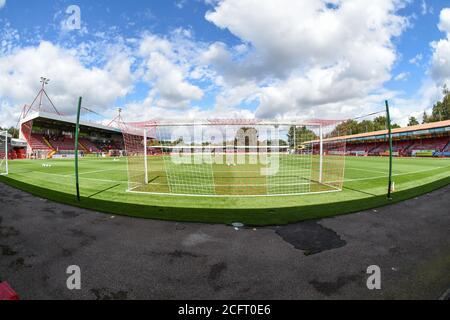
[{"xmin": 232, "ymin": 222, "xmax": 244, "ymax": 228}]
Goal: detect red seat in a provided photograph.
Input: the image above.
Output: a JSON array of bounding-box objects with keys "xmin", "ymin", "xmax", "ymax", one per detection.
[{"xmin": 29, "ymin": 134, "xmax": 51, "ymax": 150}]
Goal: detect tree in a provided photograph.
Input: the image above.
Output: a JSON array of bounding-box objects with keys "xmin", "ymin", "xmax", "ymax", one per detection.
[
  {"xmin": 422, "ymin": 111, "xmax": 429, "ymax": 124},
  {"xmin": 359, "ymin": 120, "xmax": 375, "ymax": 133},
  {"xmin": 373, "ymin": 116, "xmax": 387, "ymax": 131},
  {"xmin": 7, "ymin": 127, "xmax": 19, "ymax": 139},
  {"xmin": 0, "ymin": 126, "xmax": 19, "ymax": 138},
  {"xmin": 330, "ymin": 119, "xmax": 359, "ymax": 137},
  {"xmin": 329, "ymin": 116, "xmax": 400, "ymax": 137},
  {"xmin": 369, "ymin": 116, "xmax": 400, "ymax": 130},
  {"xmin": 407, "ymin": 116, "xmax": 419, "ymax": 126},
  {"xmin": 423, "ymin": 85, "xmax": 450, "ymax": 123},
  {"xmin": 288, "ymin": 126, "xmax": 318, "ymax": 148},
  {"xmin": 436, "ymin": 84, "xmax": 450, "ymax": 121}
]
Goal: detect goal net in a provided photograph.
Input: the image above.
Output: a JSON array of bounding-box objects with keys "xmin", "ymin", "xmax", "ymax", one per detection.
[
  {"xmin": 120, "ymin": 120, "xmax": 346, "ymax": 197},
  {"xmin": 0, "ymin": 131, "xmax": 8, "ymax": 176}
]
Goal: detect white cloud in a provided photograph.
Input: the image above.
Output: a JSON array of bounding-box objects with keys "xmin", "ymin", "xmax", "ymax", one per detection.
[
  {"xmin": 0, "ymin": 28, "xmax": 208, "ymax": 128},
  {"xmin": 138, "ymin": 33, "xmax": 204, "ymax": 109},
  {"xmin": 430, "ymin": 8, "xmax": 450, "ymax": 86},
  {"xmin": 205, "ymin": 0, "xmax": 408, "ymax": 119},
  {"xmin": 0, "ymin": 41, "xmax": 133, "ymax": 126},
  {"xmin": 0, "ymin": 23, "xmax": 20, "ymax": 56},
  {"xmin": 421, "ymin": 1, "xmax": 427, "ymax": 15},
  {"xmin": 421, "ymin": 0, "xmax": 433, "ymax": 15},
  {"xmin": 121, "ymin": 99, "xmax": 255, "ymax": 123},
  {"xmin": 0, "ymin": 101, "xmax": 17, "ymax": 129},
  {"xmin": 175, "ymin": 0, "xmax": 187, "ymax": 9},
  {"xmin": 0, "ymin": 0, "xmax": 427, "ymax": 128},
  {"xmin": 0, "ymin": 0, "xmax": 5, "ymax": 10},
  {"xmin": 409, "ymin": 53, "xmax": 423, "ymax": 66},
  {"xmin": 438, "ymin": 8, "xmax": 450, "ymax": 34},
  {"xmin": 214, "ymin": 82, "xmax": 260, "ymax": 111},
  {"xmin": 430, "ymin": 39, "xmax": 450, "ymax": 83},
  {"xmin": 390, "ymin": 78, "xmax": 442, "ymax": 126},
  {"xmin": 144, "ymin": 51, "xmax": 204, "ymax": 108},
  {"xmin": 390, "ymin": 8, "xmax": 450, "ymax": 126},
  {"xmin": 394, "ymin": 72, "xmax": 409, "ymax": 81}
]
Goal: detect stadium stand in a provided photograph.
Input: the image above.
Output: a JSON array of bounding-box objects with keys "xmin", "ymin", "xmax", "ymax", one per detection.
[
  {"xmin": 19, "ymin": 110, "xmax": 123, "ymax": 158},
  {"xmin": 369, "ymin": 143, "xmax": 389, "ymax": 156},
  {"xmin": 0, "ymin": 134, "xmax": 27, "ymax": 160},
  {"xmin": 344, "ymin": 138, "xmax": 450, "ymax": 157},
  {"xmin": 392, "ymin": 141, "xmax": 413, "ymax": 155},
  {"xmin": 79, "ymin": 138, "xmax": 101, "ymax": 153},
  {"xmin": 12, "ymin": 104, "xmax": 450, "ymax": 160},
  {"xmin": 345, "ymin": 142, "xmax": 383, "ymax": 155},
  {"xmin": 29, "ymin": 133, "xmax": 52, "ymax": 150},
  {"xmin": 408, "ymin": 137, "xmax": 448, "ymax": 152},
  {"xmin": 16, "ymin": 148, "xmax": 27, "ymax": 159},
  {"xmin": 321, "ymin": 120, "xmax": 450, "ymax": 157},
  {"xmin": 49, "ymin": 136, "xmax": 75, "ymax": 151}
]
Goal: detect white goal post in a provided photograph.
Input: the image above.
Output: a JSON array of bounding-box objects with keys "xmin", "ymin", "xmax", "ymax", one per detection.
[
  {"xmin": 120, "ymin": 120, "xmax": 346, "ymax": 197},
  {"xmin": 0, "ymin": 131, "xmax": 8, "ymax": 176}
]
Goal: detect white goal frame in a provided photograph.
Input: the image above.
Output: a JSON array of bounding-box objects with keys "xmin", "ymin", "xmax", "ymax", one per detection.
[
  {"xmin": 121, "ymin": 120, "xmax": 346, "ymax": 197},
  {"xmin": 0, "ymin": 131, "xmax": 8, "ymax": 176}
]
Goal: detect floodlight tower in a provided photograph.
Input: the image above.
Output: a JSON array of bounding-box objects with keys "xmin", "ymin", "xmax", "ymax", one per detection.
[
  {"xmin": 107, "ymin": 108, "xmax": 123, "ymax": 127},
  {"xmin": 38, "ymin": 77, "xmax": 50, "ymax": 112}
]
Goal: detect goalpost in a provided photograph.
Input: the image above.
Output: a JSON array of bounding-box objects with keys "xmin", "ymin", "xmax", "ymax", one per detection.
[
  {"xmin": 120, "ymin": 120, "xmax": 346, "ymax": 197},
  {"xmin": 0, "ymin": 131, "xmax": 8, "ymax": 176}
]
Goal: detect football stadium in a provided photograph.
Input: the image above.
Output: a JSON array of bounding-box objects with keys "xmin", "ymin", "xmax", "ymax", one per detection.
[
  {"xmin": 1, "ymin": 1, "xmax": 450, "ymax": 303},
  {"xmin": 1, "ymin": 85, "xmax": 449, "ymax": 225}
]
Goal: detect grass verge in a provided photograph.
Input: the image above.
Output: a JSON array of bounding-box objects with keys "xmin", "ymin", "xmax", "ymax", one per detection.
[{"xmin": 1, "ymin": 174, "xmax": 449, "ymax": 226}]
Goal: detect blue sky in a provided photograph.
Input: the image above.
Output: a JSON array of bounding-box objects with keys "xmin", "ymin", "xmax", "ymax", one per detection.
[
  {"xmin": 1, "ymin": 0, "xmax": 450, "ymax": 126},
  {"xmin": 388, "ymin": 1, "xmax": 447, "ymax": 95}
]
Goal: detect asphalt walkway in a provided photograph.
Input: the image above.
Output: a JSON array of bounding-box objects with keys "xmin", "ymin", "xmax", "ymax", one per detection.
[{"xmin": 0, "ymin": 182, "xmax": 449, "ymax": 299}]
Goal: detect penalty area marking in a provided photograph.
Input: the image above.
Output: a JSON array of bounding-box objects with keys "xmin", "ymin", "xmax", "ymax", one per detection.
[
  {"xmin": 126, "ymin": 186, "xmax": 341, "ymax": 198},
  {"xmin": 336, "ymin": 165, "xmax": 450, "ymax": 184}
]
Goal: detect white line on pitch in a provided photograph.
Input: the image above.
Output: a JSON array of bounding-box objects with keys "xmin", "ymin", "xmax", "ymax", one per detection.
[
  {"xmin": 17, "ymin": 171, "xmax": 128, "ymax": 184},
  {"xmin": 340, "ymin": 166, "xmax": 450, "ymax": 183},
  {"xmin": 66, "ymin": 168, "xmax": 124, "ymax": 176},
  {"xmin": 346, "ymin": 167, "xmax": 388, "ymax": 174},
  {"xmin": 10, "ymin": 164, "xmax": 450, "ymax": 191}
]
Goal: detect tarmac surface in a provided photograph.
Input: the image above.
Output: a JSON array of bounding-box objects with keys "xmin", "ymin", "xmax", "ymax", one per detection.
[{"xmin": 0, "ymin": 182, "xmax": 449, "ymax": 300}]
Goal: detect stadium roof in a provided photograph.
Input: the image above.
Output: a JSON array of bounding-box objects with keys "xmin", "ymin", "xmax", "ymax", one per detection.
[
  {"xmin": 322, "ymin": 119, "xmax": 450, "ymax": 142},
  {"xmin": 20, "ymin": 110, "xmax": 121, "ymax": 134},
  {"xmin": 123, "ymin": 119, "xmax": 343, "ymax": 127}
]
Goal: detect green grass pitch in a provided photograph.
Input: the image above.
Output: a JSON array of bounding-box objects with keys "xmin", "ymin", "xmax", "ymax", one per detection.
[
  {"xmin": 132, "ymin": 154, "xmax": 340, "ymax": 195},
  {"xmin": 0, "ymin": 156, "xmax": 449, "ymax": 225}
]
